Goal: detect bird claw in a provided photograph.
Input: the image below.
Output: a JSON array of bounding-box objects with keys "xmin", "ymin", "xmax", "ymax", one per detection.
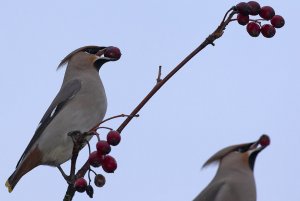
[
  {"xmin": 57, "ymin": 166, "xmax": 76, "ymax": 184},
  {"xmin": 67, "ymin": 130, "xmax": 81, "ymax": 137},
  {"xmin": 67, "ymin": 130, "xmax": 85, "ymax": 144}
]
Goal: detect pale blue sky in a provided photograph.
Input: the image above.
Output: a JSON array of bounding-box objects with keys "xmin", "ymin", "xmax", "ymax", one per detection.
[{"xmin": 1, "ymin": 0, "xmax": 299, "ymax": 200}]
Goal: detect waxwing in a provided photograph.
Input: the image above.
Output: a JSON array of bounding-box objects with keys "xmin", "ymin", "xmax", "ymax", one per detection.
[
  {"xmin": 6, "ymin": 46, "xmax": 120, "ymax": 192},
  {"xmin": 193, "ymin": 135, "xmax": 270, "ymax": 201}
]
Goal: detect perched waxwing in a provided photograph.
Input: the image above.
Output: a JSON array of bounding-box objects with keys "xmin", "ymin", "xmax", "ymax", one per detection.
[
  {"xmin": 193, "ymin": 134, "xmax": 270, "ymax": 201},
  {"xmin": 6, "ymin": 45, "xmax": 121, "ymax": 192}
]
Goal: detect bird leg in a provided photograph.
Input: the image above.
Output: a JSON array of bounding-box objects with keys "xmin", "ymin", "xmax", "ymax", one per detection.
[
  {"xmin": 57, "ymin": 166, "xmax": 74, "ymax": 184},
  {"xmin": 58, "ymin": 131, "xmax": 87, "ymax": 184}
]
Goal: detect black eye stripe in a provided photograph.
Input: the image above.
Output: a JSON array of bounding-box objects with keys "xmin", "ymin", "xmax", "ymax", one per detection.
[
  {"xmin": 84, "ymin": 48, "xmax": 99, "ymax": 54},
  {"xmin": 236, "ymin": 144, "xmax": 252, "ymax": 153},
  {"xmin": 83, "ymin": 47, "xmax": 106, "ymax": 54}
]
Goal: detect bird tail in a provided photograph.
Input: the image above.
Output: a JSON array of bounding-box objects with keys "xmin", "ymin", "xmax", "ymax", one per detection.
[
  {"xmin": 5, "ymin": 147, "xmax": 42, "ymax": 192},
  {"xmin": 5, "ymin": 160, "xmax": 40, "ymax": 192},
  {"xmin": 5, "ymin": 169, "xmax": 24, "ymax": 193}
]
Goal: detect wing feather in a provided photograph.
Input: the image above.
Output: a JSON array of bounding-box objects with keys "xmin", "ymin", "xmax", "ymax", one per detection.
[
  {"xmin": 193, "ymin": 181, "xmax": 227, "ymax": 201},
  {"xmin": 16, "ymin": 79, "xmax": 81, "ymax": 168}
]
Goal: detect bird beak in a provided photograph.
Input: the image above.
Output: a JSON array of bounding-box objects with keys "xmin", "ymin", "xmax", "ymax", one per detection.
[
  {"xmin": 249, "ymin": 134, "xmax": 270, "ymax": 153},
  {"xmin": 93, "ymin": 48, "xmax": 118, "ymax": 70},
  {"xmin": 248, "ymin": 134, "xmax": 270, "ymax": 170}
]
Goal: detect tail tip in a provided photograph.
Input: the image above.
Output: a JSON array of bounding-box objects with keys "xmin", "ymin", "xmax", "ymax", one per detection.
[{"xmin": 5, "ymin": 180, "xmax": 13, "ymax": 193}]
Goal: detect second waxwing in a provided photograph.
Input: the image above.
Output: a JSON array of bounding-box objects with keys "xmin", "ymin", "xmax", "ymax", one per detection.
[
  {"xmin": 193, "ymin": 135, "xmax": 270, "ymax": 201},
  {"xmin": 6, "ymin": 46, "xmax": 120, "ymax": 192}
]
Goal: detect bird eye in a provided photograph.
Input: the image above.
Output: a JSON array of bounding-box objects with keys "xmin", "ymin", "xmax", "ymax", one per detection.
[
  {"xmin": 236, "ymin": 144, "xmax": 252, "ymax": 153},
  {"xmin": 236, "ymin": 146, "xmax": 248, "ymax": 153},
  {"xmin": 84, "ymin": 48, "xmax": 98, "ymax": 54},
  {"xmin": 237, "ymin": 147, "xmax": 246, "ymax": 152}
]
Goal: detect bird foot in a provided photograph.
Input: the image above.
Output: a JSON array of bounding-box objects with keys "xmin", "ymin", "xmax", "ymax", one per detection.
[
  {"xmin": 67, "ymin": 130, "xmax": 81, "ymax": 138},
  {"xmin": 67, "ymin": 130, "xmax": 86, "ymax": 144},
  {"xmin": 57, "ymin": 166, "xmax": 76, "ymax": 184}
]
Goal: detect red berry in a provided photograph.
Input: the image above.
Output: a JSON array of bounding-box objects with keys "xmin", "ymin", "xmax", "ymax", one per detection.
[
  {"xmin": 74, "ymin": 178, "xmax": 87, "ymax": 193},
  {"xmin": 88, "ymin": 151, "xmax": 104, "ymax": 167},
  {"xmin": 102, "ymin": 155, "xmax": 117, "ymax": 173},
  {"xmin": 246, "ymin": 22, "xmax": 261, "ymax": 37},
  {"xmin": 247, "ymin": 1, "xmax": 261, "ymax": 16},
  {"xmin": 271, "ymin": 15, "xmax": 285, "ymax": 28},
  {"xmin": 96, "ymin": 140, "xmax": 111, "ymax": 155},
  {"xmin": 261, "ymin": 24, "xmax": 276, "ymax": 38},
  {"xmin": 94, "ymin": 174, "xmax": 106, "ymax": 187},
  {"xmin": 107, "ymin": 130, "xmax": 121, "ymax": 146},
  {"xmin": 237, "ymin": 13, "xmax": 249, "ymax": 26},
  {"xmin": 104, "ymin": 46, "xmax": 121, "ymax": 60},
  {"xmin": 259, "ymin": 134, "xmax": 270, "ymax": 146},
  {"xmin": 259, "ymin": 6, "xmax": 275, "ymax": 20},
  {"xmin": 236, "ymin": 2, "xmax": 252, "ymax": 15}
]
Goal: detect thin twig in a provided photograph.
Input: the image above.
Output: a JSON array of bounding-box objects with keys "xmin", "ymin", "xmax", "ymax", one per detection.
[
  {"xmin": 96, "ymin": 114, "xmax": 140, "ymax": 127},
  {"xmin": 96, "ymin": 126, "xmax": 113, "ymax": 131},
  {"xmin": 222, "ymin": 6, "xmax": 236, "ymax": 23},
  {"xmin": 156, "ymin": 65, "xmax": 162, "ymax": 83}
]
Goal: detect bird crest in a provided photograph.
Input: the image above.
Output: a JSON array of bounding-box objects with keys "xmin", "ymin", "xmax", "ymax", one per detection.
[
  {"xmin": 57, "ymin": 45, "xmax": 105, "ymax": 69},
  {"xmin": 202, "ymin": 143, "xmax": 252, "ymax": 168}
]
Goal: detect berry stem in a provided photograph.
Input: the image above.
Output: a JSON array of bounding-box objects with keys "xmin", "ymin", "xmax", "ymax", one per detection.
[
  {"xmin": 89, "ymin": 168, "xmax": 97, "ymax": 176},
  {"xmin": 93, "ymin": 114, "xmax": 139, "ymax": 129},
  {"xmin": 223, "ymin": 6, "xmax": 236, "ymax": 23},
  {"xmin": 88, "ymin": 168, "xmax": 92, "ymax": 184},
  {"xmin": 95, "ymin": 132, "xmax": 101, "ymax": 142},
  {"xmin": 96, "ymin": 126, "xmax": 113, "ymax": 131},
  {"xmin": 248, "ymin": 18, "xmax": 267, "ymax": 25},
  {"xmin": 85, "ymin": 140, "xmax": 91, "ymax": 154}
]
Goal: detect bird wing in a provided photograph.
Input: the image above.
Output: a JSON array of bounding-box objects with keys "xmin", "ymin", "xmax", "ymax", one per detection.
[
  {"xmin": 16, "ymin": 79, "xmax": 82, "ymax": 168},
  {"xmin": 193, "ymin": 180, "xmax": 228, "ymax": 201}
]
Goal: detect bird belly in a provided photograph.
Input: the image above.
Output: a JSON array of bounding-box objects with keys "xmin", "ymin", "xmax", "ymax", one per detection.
[{"xmin": 37, "ymin": 94, "xmax": 107, "ymax": 166}]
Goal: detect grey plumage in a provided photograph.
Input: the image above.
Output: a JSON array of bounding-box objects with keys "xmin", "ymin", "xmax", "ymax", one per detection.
[
  {"xmin": 6, "ymin": 46, "xmax": 118, "ymax": 192},
  {"xmin": 193, "ymin": 135, "xmax": 269, "ymax": 201}
]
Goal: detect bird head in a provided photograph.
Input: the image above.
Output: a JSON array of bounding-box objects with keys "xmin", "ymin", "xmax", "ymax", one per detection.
[
  {"xmin": 57, "ymin": 45, "xmax": 121, "ymax": 71},
  {"xmin": 202, "ymin": 134, "xmax": 270, "ymax": 171}
]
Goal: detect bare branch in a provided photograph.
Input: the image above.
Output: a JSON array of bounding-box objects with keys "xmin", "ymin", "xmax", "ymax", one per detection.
[{"xmin": 63, "ymin": 7, "xmax": 237, "ymax": 200}]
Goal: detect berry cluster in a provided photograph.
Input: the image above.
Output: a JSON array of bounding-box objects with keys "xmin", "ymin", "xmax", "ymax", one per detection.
[
  {"xmin": 74, "ymin": 130, "xmax": 121, "ymax": 198},
  {"xmin": 235, "ymin": 1, "xmax": 285, "ymax": 38}
]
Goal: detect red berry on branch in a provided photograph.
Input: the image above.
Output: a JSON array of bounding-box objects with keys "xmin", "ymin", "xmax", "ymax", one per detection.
[
  {"xmin": 261, "ymin": 24, "xmax": 276, "ymax": 38},
  {"xmin": 74, "ymin": 178, "xmax": 87, "ymax": 193},
  {"xmin": 237, "ymin": 13, "xmax": 249, "ymax": 25},
  {"xmin": 247, "ymin": 1, "xmax": 261, "ymax": 16},
  {"xmin": 107, "ymin": 130, "xmax": 121, "ymax": 146},
  {"xmin": 236, "ymin": 2, "xmax": 252, "ymax": 15},
  {"xmin": 259, "ymin": 6, "xmax": 275, "ymax": 20},
  {"xmin": 94, "ymin": 174, "xmax": 106, "ymax": 187},
  {"xmin": 104, "ymin": 46, "xmax": 121, "ymax": 60},
  {"xmin": 246, "ymin": 22, "xmax": 261, "ymax": 37},
  {"xmin": 271, "ymin": 15, "xmax": 285, "ymax": 28},
  {"xmin": 259, "ymin": 134, "xmax": 270, "ymax": 146},
  {"xmin": 88, "ymin": 151, "xmax": 104, "ymax": 167},
  {"xmin": 102, "ymin": 155, "xmax": 117, "ymax": 173},
  {"xmin": 96, "ymin": 140, "xmax": 111, "ymax": 155}
]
